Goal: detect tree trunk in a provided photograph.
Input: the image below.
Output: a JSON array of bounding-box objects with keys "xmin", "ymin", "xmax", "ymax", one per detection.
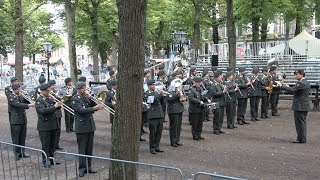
[
  {"xmin": 260, "ymin": 18, "xmax": 268, "ymax": 43},
  {"xmin": 192, "ymin": 0, "xmax": 202, "ymax": 63},
  {"xmin": 99, "ymin": 41, "xmax": 108, "ymax": 66},
  {"xmin": 65, "ymin": 0, "xmax": 78, "ymax": 82},
  {"xmin": 251, "ymin": 0, "xmax": 259, "ymax": 56},
  {"xmin": 110, "ymin": 0, "xmax": 147, "ymax": 179},
  {"xmin": 91, "ymin": 3, "xmax": 99, "ymax": 78},
  {"xmin": 14, "ymin": 0, "xmax": 24, "ymax": 81},
  {"xmin": 226, "ymin": 0, "xmax": 236, "ymax": 72},
  {"xmin": 295, "ymin": 16, "xmax": 301, "ymax": 36},
  {"xmin": 109, "ymin": 29, "xmax": 118, "ymax": 67},
  {"xmin": 285, "ymin": 16, "xmax": 290, "ymax": 41},
  {"xmin": 212, "ymin": 3, "xmax": 219, "ymax": 61},
  {"xmin": 154, "ymin": 20, "xmax": 164, "ymax": 56}
]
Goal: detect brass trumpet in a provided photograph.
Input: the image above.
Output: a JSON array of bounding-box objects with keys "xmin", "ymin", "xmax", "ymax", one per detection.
[
  {"xmin": 49, "ymin": 91, "xmax": 74, "ymax": 115},
  {"xmin": 19, "ymin": 90, "xmax": 35, "ymax": 103},
  {"xmin": 86, "ymin": 91, "xmax": 115, "ymax": 115}
]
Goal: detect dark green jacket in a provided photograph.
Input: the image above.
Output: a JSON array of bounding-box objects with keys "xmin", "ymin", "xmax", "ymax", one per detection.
[
  {"xmin": 35, "ymin": 95, "xmax": 59, "ymax": 131},
  {"xmin": 8, "ymin": 93, "xmax": 29, "ymax": 125},
  {"xmin": 224, "ymin": 80, "xmax": 237, "ymax": 103},
  {"xmin": 144, "ymin": 90, "xmax": 164, "ymax": 119},
  {"xmin": 281, "ymin": 78, "xmax": 310, "ymax": 111},
  {"xmin": 248, "ymin": 74, "xmax": 262, "ymax": 97},
  {"xmin": 71, "ymin": 94, "xmax": 96, "ymax": 133},
  {"xmin": 210, "ymin": 80, "xmax": 226, "ymax": 107},
  {"xmin": 5, "ymin": 86, "xmax": 12, "ymax": 113},
  {"xmin": 261, "ymin": 75, "xmax": 271, "ymax": 97},
  {"xmin": 188, "ymin": 86, "xmax": 207, "ymax": 113},
  {"xmin": 105, "ymin": 89, "xmax": 116, "ymax": 110},
  {"xmin": 166, "ymin": 92, "xmax": 184, "ymax": 114},
  {"xmin": 271, "ymin": 74, "xmax": 281, "ymax": 94},
  {"xmin": 235, "ymin": 75, "xmax": 248, "ymax": 98}
]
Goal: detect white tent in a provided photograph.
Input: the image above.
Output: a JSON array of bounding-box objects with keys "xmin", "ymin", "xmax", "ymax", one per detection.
[
  {"xmin": 259, "ymin": 43, "xmax": 285, "ymax": 55},
  {"xmin": 288, "ymin": 30, "xmax": 320, "ymax": 56}
]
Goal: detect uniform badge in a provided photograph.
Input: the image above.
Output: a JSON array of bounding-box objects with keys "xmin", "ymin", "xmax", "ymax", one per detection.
[
  {"xmin": 72, "ymin": 101, "xmax": 76, "ymax": 104},
  {"xmin": 37, "ymin": 102, "xmax": 40, "ymax": 104}
]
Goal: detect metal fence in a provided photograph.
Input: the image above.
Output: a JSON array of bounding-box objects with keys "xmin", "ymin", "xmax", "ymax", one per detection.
[
  {"xmin": 194, "ymin": 172, "xmax": 246, "ymax": 180},
  {"xmin": 0, "ymin": 141, "xmax": 51, "ymax": 180}
]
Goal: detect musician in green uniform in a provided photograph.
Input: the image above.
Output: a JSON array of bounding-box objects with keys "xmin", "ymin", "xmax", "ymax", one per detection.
[
  {"xmin": 63, "ymin": 77, "xmax": 74, "ymax": 132},
  {"xmin": 211, "ymin": 71, "xmax": 227, "ymax": 135},
  {"xmin": 5, "ymin": 77, "xmax": 19, "ymax": 121},
  {"xmin": 106, "ymin": 70, "xmax": 117, "ymax": 90},
  {"xmin": 71, "ymin": 82, "xmax": 103, "ymax": 177},
  {"xmin": 224, "ymin": 72, "xmax": 238, "ymax": 129},
  {"xmin": 260, "ymin": 67, "xmax": 271, "ymax": 119},
  {"xmin": 202, "ymin": 69, "xmax": 211, "ymax": 122},
  {"xmin": 236, "ymin": 67, "xmax": 250, "ymax": 125},
  {"xmin": 248, "ymin": 67, "xmax": 262, "ymax": 122},
  {"xmin": 144, "ymin": 79, "xmax": 165, "ymax": 154},
  {"xmin": 269, "ymin": 66, "xmax": 281, "ymax": 116},
  {"xmin": 35, "ymin": 83, "xmax": 61, "ymax": 168},
  {"xmin": 105, "ymin": 80, "xmax": 117, "ymax": 124},
  {"xmin": 8, "ymin": 84, "xmax": 34, "ymax": 160}
]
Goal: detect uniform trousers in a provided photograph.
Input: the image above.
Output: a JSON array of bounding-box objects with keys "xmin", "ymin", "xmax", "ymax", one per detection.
[
  {"xmin": 55, "ymin": 118, "xmax": 61, "ymax": 148},
  {"xmin": 148, "ymin": 118, "xmax": 164, "ymax": 150},
  {"xmin": 76, "ymin": 132, "xmax": 94, "ymax": 172},
  {"xmin": 226, "ymin": 102, "xmax": 236, "ymax": 128},
  {"xmin": 270, "ymin": 93, "xmax": 280, "ymax": 115},
  {"xmin": 213, "ymin": 106, "xmax": 224, "ymax": 131},
  {"xmin": 294, "ymin": 111, "xmax": 308, "ymax": 143},
  {"xmin": 64, "ymin": 109, "xmax": 74, "ymax": 132},
  {"xmin": 168, "ymin": 113, "xmax": 182, "ymax": 145},
  {"xmin": 10, "ymin": 124, "xmax": 27, "ymax": 156},
  {"xmin": 250, "ymin": 96, "xmax": 260, "ymax": 120},
  {"xmin": 237, "ymin": 98, "xmax": 247, "ymax": 122},
  {"xmin": 39, "ymin": 130, "xmax": 57, "ymax": 164},
  {"xmin": 190, "ymin": 112, "xmax": 203, "ymax": 138},
  {"xmin": 260, "ymin": 96, "xmax": 269, "ymax": 117}
]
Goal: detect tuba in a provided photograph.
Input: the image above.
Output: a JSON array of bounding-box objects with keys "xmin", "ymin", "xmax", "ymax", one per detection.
[{"xmin": 170, "ymin": 78, "xmax": 188, "ymax": 102}]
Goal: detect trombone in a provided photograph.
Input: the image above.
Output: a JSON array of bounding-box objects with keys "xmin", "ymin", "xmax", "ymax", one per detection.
[
  {"xmin": 19, "ymin": 90, "xmax": 35, "ymax": 103},
  {"xmin": 86, "ymin": 91, "xmax": 115, "ymax": 115},
  {"xmin": 49, "ymin": 91, "xmax": 75, "ymax": 115}
]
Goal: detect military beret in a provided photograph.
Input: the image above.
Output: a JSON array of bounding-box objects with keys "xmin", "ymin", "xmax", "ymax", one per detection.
[
  {"xmin": 261, "ymin": 66, "xmax": 268, "ymax": 72},
  {"xmin": 216, "ymin": 69, "xmax": 223, "ymax": 73},
  {"xmin": 214, "ymin": 71, "xmax": 222, "ymax": 78},
  {"xmin": 202, "ymin": 70, "xmax": 209, "ymax": 77},
  {"xmin": 109, "ymin": 70, "xmax": 115, "ymax": 76},
  {"xmin": 158, "ymin": 64, "xmax": 165, "ymax": 70},
  {"xmin": 193, "ymin": 77, "xmax": 202, "ymax": 82},
  {"xmin": 75, "ymin": 82, "xmax": 86, "ymax": 89},
  {"xmin": 269, "ymin": 66, "xmax": 277, "ymax": 72},
  {"xmin": 146, "ymin": 79, "xmax": 155, "ymax": 85},
  {"xmin": 12, "ymin": 84, "xmax": 21, "ymax": 90},
  {"xmin": 252, "ymin": 67, "xmax": 259, "ymax": 73},
  {"xmin": 157, "ymin": 71, "xmax": 166, "ymax": 77},
  {"xmin": 78, "ymin": 76, "xmax": 86, "ymax": 82},
  {"xmin": 171, "ymin": 72, "xmax": 178, "ymax": 77},
  {"xmin": 176, "ymin": 70, "xmax": 183, "ymax": 75},
  {"xmin": 10, "ymin": 77, "xmax": 18, "ymax": 82},
  {"xmin": 144, "ymin": 69, "xmax": 150, "ymax": 74},
  {"xmin": 110, "ymin": 80, "xmax": 117, "ymax": 86},
  {"xmin": 48, "ymin": 80, "xmax": 56, "ymax": 86},
  {"xmin": 211, "ymin": 66, "xmax": 217, "ymax": 72},
  {"xmin": 190, "ymin": 67, "xmax": 197, "ymax": 72},
  {"xmin": 225, "ymin": 72, "xmax": 233, "ymax": 78},
  {"xmin": 238, "ymin": 67, "xmax": 246, "ymax": 72},
  {"xmin": 39, "ymin": 76, "xmax": 46, "ymax": 84},
  {"xmin": 39, "ymin": 83, "xmax": 51, "ymax": 91},
  {"xmin": 64, "ymin": 77, "xmax": 72, "ymax": 84},
  {"xmin": 226, "ymin": 67, "xmax": 233, "ymax": 72},
  {"xmin": 294, "ymin": 69, "xmax": 305, "ymax": 75}
]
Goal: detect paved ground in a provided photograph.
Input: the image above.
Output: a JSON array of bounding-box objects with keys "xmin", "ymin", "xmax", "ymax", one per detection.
[{"xmin": 0, "ymin": 93, "xmax": 319, "ymax": 180}]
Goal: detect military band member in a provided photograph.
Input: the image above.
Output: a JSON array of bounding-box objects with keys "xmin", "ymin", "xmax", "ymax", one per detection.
[
  {"xmin": 260, "ymin": 67, "xmax": 271, "ymax": 119},
  {"xmin": 78, "ymin": 76, "xmax": 87, "ymax": 83},
  {"xmin": 269, "ymin": 66, "xmax": 281, "ymax": 116},
  {"xmin": 144, "ymin": 79, "xmax": 165, "ymax": 154},
  {"xmin": 188, "ymin": 77, "xmax": 208, "ymax": 140},
  {"xmin": 224, "ymin": 72, "xmax": 238, "ymax": 129},
  {"xmin": 5, "ymin": 77, "xmax": 19, "ymax": 121},
  {"xmin": 277, "ymin": 69, "xmax": 310, "ymax": 143},
  {"xmin": 209, "ymin": 66, "xmax": 218, "ymax": 81},
  {"xmin": 63, "ymin": 77, "xmax": 75, "ymax": 132},
  {"xmin": 183, "ymin": 67, "xmax": 197, "ymax": 86},
  {"xmin": 226, "ymin": 67, "xmax": 233, "ymax": 72},
  {"xmin": 157, "ymin": 71, "xmax": 168, "ymax": 118},
  {"xmin": 106, "ymin": 70, "xmax": 117, "ymax": 90},
  {"xmin": 71, "ymin": 82, "xmax": 103, "ymax": 177},
  {"xmin": 32, "ymin": 76, "xmax": 47, "ymax": 101},
  {"xmin": 8, "ymin": 84, "xmax": 34, "ymax": 160},
  {"xmin": 35, "ymin": 83, "xmax": 61, "ymax": 168},
  {"xmin": 202, "ymin": 69, "xmax": 211, "ymax": 122},
  {"xmin": 236, "ymin": 67, "xmax": 250, "ymax": 125},
  {"xmin": 48, "ymin": 80, "xmax": 63, "ymax": 150},
  {"xmin": 248, "ymin": 67, "xmax": 262, "ymax": 122},
  {"xmin": 211, "ymin": 71, "xmax": 226, "ymax": 135},
  {"xmin": 105, "ymin": 80, "xmax": 117, "ymax": 124}
]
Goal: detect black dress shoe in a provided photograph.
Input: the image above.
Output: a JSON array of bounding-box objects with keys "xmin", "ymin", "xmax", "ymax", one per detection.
[
  {"xmin": 272, "ymin": 114, "xmax": 280, "ymax": 116},
  {"xmin": 219, "ymin": 130, "xmax": 225, "ymax": 134},
  {"xmin": 70, "ymin": 129, "xmax": 74, "ymax": 132},
  {"xmin": 88, "ymin": 168, "xmax": 97, "ymax": 173},
  {"xmin": 51, "ymin": 161, "xmax": 61, "ymax": 165},
  {"xmin": 79, "ymin": 171, "xmax": 85, "ymax": 177},
  {"xmin": 265, "ymin": 115, "xmax": 271, "ymax": 118},
  {"xmin": 22, "ymin": 154, "xmax": 30, "ymax": 158},
  {"xmin": 55, "ymin": 147, "xmax": 63, "ymax": 150},
  {"xmin": 171, "ymin": 144, "xmax": 178, "ymax": 147},
  {"xmin": 213, "ymin": 130, "xmax": 221, "ymax": 135},
  {"xmin": 251, "ymin": 119, "xmax": 256, "ymax": 122},
  {"xmin": 261, "ymin": 116, "xmax": 267, "ymax": 119},
  {"xmin": 177, "ymin": 143, "xmax": 183, "ymax": 146},
  {"xmin": 199, "ymin": 135, "xmax": 205, "ymax": 139},
  {"xmin": 292, "ymin": 141, "xmax": 301, "ymax": 143},
  {"xmin": 243, "ymin": 121, "xmax": 250, "ymax": 124},
  {"xmin": 140, "ymin": 138, "xmax": 146, "ymax": 141},
  {"xmin": 155, "ymin": 149, "xmax": 164, "ymax": 152},
  {"xmin": 206, "ymin": 119, "xmax": 211, "ymax": 121},
  {"xmin": 150, "ymin": 149, "xmax": 156, "ymax": 154},
  {"xmin": 238, "ymin": 122, "xmax": 244, "ymax": 125}
]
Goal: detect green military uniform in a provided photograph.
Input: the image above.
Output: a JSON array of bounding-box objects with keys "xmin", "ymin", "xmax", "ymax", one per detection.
[
  {"xmin": 35, "ymin": 92, "xmax": 59, "ymax": 167},
  {"xmin": 269, "ymin": 66, "xmax": 281, "ymax": 116},
  {"xmin": 202, "ymin": 70, "xmax": 212, "ymax": 122},
  {"xmin": 235, "ymin": 67, "xmax": 250, "ymax": 125},
  {"xmin": 144, "ymin": 79, "xmax": 165, "ymax": 154},
  {"xmin": 248, "ymin": 67, "xmax": 262, "ymax": 121},
  {"xmin": 8, "ymin": 87, "xmax": 30, "ymax": 159},
  {"xmin": 71, "ymin": 91, "xmax": 97, "ymax": 174},
  {"xmin": 281, "ymin": 74, "xmax": 310, "ymax": 143},
  {"xmin": 106, "ymin": 70, "xmax": 116, "ymax": 90},
  {"xmin": 167, "ymin": 90, "xmax": 184, "ymax": 147},
  {"xmin": 63, "ymin": 77, "xmax": 75, "ymax": 133},
  {"xmin": 105, "ymin": 88, "xmax": 116, "ymax": 124},
  {"xmin": 210, "ymin": 73, "xmax": 226, "ymax": 134},
  {"xmin": 224, "ymin": 73, "xmax": 237, "ymax": 129},
  {"xmin": 5, "ymin": 86, "xmax": 13, "ymax": 120},
  {"xmin": 260, "ymin": 68, "xmax": 271, "ymax": 119}
]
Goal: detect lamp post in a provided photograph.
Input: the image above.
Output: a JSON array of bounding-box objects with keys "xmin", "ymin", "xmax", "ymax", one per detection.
[
  {"xmin": 172, "ymin": 31, "xmax": 187, "ymax": 54},
  {"xmin": 43, "ymin": 42, "xmax": 52, "ymax": 81}
]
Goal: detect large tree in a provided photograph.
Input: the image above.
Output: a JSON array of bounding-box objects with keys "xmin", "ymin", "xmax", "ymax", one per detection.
[
  {"xmin": 226, "ymin": 0, "xmax": 236, "ymax": 71},
  {"xmin": 110, "ymin": 0, "xmax": 147, "ymax": 179}
]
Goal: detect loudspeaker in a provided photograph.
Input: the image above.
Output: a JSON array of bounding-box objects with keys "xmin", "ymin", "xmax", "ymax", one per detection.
[
  {"xmin": 211, "ymin": 55, "xmax": 218, "ymax": 66},
  {"xmin": 315, "ymin": 31, "xmax": 320, "ymax": 39}
]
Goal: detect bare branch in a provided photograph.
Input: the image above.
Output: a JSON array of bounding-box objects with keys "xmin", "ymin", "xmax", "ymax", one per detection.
[{"xmin": 21, "ymin": 2, "xmax": 45, "ymax": 23}]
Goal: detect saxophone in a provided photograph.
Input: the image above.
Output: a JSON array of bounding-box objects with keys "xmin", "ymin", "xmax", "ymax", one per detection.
[{"xmin": 267, "ymin": 74, "xmax": 273, "ymax": 94}]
